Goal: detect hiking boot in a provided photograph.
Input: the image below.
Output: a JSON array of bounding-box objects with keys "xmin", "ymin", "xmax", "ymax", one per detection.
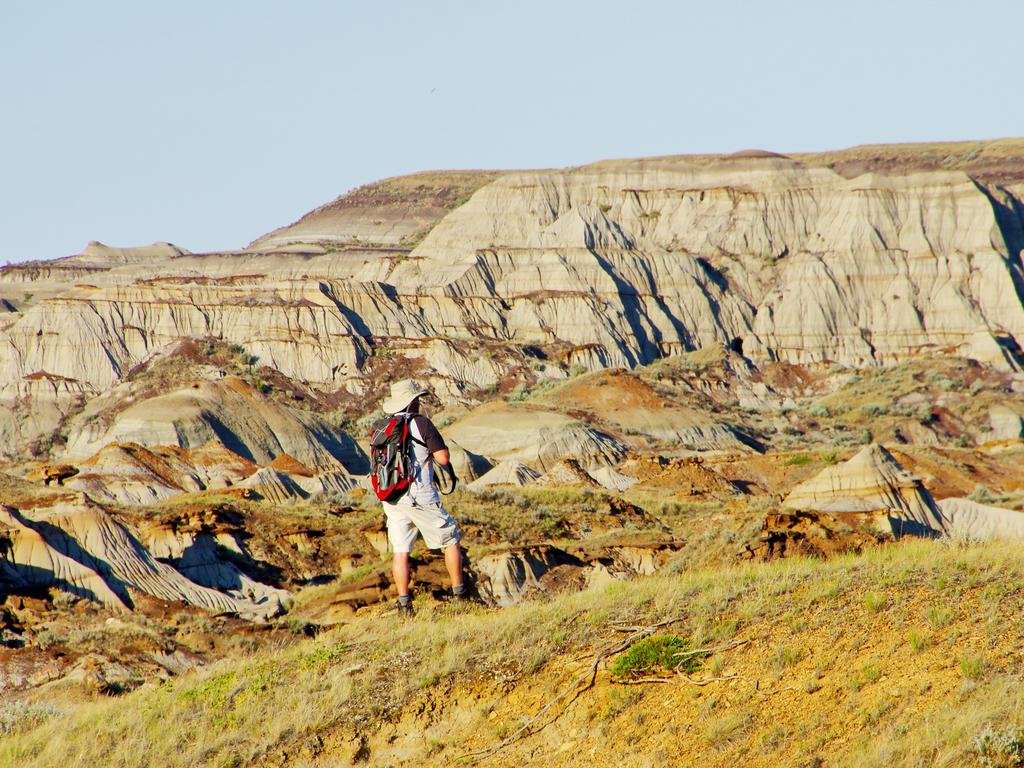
[
  {"xmin": 444, "ymin": 587, "xmax": 473, "ymax": 613},
  {"xmin": 396, "ymin": 600, "xmax": 414, "ymax": 618}
]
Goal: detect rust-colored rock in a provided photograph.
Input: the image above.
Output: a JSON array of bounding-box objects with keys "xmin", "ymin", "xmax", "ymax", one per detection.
[
  {"xmin": 26, "ymin": 464, "xmax": 79, "ymax": 486},
  {"xmin": 740, "ymin": 510, "xmax": 891, "ymax": 562},
  {"xmin": 625, "ymin": 454, "xmax": 740, "ymax": 496}
]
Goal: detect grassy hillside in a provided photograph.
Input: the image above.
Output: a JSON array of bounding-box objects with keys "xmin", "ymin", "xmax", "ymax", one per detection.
[{"xmin": 4, "ymin": 538, "xmax": 1024, "ymax": 767}]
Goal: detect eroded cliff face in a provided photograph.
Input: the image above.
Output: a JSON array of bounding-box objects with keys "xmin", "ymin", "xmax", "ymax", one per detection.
[
  {"xmin": 2, "ymin": 143, "xmax": 1023, "ymax": 457},
  {"xmin": 393, "ymin": 159, "xmax": 1024, "ymax": 367}
]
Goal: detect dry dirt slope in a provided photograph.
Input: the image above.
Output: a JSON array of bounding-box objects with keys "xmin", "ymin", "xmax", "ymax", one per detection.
[{"xmin": 3, "ymin": 538, "xmax": 1024, "ymax": 767}]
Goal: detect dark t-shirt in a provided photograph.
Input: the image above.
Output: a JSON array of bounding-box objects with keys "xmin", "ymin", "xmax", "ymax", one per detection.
[
  {"xmin": 393, "ymin": 414, "xmax": 447, "ymax": 505},
  {"xmin": 411, "ymin": 415, "xmax": 446, "ymax": 454}
]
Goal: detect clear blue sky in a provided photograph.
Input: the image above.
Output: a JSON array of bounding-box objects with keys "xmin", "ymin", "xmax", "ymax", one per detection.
[{"xmin": 2, "ymin": 1, "xmax": 1022, "ymax": 263}]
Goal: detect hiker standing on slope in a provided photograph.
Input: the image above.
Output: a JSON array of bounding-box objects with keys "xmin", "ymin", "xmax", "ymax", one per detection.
[{"xmin": 370, "ymin": 380, "xmax": 464, "ymax": 616}]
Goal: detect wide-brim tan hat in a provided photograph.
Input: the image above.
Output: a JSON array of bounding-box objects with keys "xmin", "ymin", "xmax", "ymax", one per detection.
[{"xmin": 382, "ymin": 379, "xmax": 430, "ymax": 415}]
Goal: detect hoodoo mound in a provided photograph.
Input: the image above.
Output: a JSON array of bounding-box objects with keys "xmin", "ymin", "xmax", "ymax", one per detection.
[
  {"xmin": 0, "ymin": 495, "xmax": 283, "ymax": 619},
  {"xmin": 63, "ymin": 241, "xmax": 189, "ymax": 268},
  {"xmin": 64, "ymin": 377, "xmax": 368, "ymax": 474},
  {"xmin": 445, "ymin": 402, "xmax": 626, "ymax": 472},
  {"xmin": 538, "ymin": 368, "xmax": 757, "ymax": 451},
  {"xmin": 532, "ymin": 458, "xmax": 602, "ymax": 489},
  {"xmin": 782, "ymin": 444, "xmax": 946, "ymax": 536},
  {"xmin": 444, "ymin": 440, "xmax": 494, "ymax": 483},
  {"xmin": 66, "ymin": 442, "xmax": 257, "ymax": 504},
  {"xmin": 467, "ymin": 460, "xmax": 541, "ymax": 489}
]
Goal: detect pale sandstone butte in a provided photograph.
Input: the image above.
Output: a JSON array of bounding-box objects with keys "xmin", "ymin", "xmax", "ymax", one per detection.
[
  {"xmin": 1, "ymin": 140, "xmax": 1024, "ymax": 457},
  {"xmin": 247, "ymin": 170, "xmax": 502, "ymax": 250},
  {"xmin": 588, "ymin": 465, "xmax": 638, "ymax": 492}
]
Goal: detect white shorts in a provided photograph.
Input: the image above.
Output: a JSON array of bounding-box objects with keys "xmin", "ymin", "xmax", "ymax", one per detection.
[{"xmin": 382, "ymin": 499, "xmax": 461, "ymax": 553}]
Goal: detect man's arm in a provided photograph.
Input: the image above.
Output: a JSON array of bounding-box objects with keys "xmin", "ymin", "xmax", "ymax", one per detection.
[
  {"xmin": 414, "ymin": 415, "xmax": 450, "ymax": 465},
  {"xmin": 417, "ymin": 417, "xmax": 456, "ymax": 491}
]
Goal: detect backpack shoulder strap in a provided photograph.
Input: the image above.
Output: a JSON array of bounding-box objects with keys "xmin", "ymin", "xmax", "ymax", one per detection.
[{"xmin": 407, "ymin": 414, "xmax": 429, "ymax": 447}]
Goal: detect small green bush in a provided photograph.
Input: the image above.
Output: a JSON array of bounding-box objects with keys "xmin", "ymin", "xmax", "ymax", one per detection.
[
  {"xmin": 610, "ymin": 634, "xmax": 705, "ymax": 678},
  {"xmin": 861, "ymin": 662, "xmax": 882, "ymax": 683},
  {"xmin": 298, "ymin": 643, "xmax": 349, "ymax": 671},
  {"xmin": 505, "ymin": 383, "xmax": 531, "ymax": 402},
  {"xmin": 849, "ymin": 661, "xmax": 883, "ymax": 690}
]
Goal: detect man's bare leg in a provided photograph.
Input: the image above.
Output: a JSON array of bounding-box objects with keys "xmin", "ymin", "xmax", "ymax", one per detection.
[
  {"xmin": 392, "ymin": 552, "xmax": 411, "ymax": 598},
  {"xmin": 443, "ymin": 542, "xmax": 464, "ymax": 590}
]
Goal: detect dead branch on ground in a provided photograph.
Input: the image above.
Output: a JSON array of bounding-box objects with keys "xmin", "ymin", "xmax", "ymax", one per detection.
[{"xmin": 456, "ymin": 617, "xmax": 679, "ymax": 763}]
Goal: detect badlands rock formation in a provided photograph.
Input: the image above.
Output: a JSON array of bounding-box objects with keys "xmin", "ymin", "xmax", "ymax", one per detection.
[
  {"xmin": 445, "ymin": 402, "xmax": 627, "ymax": 471},
  {"xmin": 1, "ymin": 140, "xmax": 1023, "ymax": 622},
  {"xmin": 18, "ymin": 373, "xmax": 368, "ymax": 505},
  {"xmin": 988, "ymin": 404, "xmax": 1024, "ymax": 441},
  {"xmin": 249, "ymin": 171, "xmax": 500, "ymax": 251},
  {"xmin": 532, "ymin": 458, "xmax": 601, "ymax": 488},
  {"xmin": 588, "ymin": 465, "xmax": 638, "ymax": 492},
  {"xmin": 742, "ymin": 510, "xmax": 891, "ymax": 561},
  {"xmin": 782, "ymin": 444, "xmax": 946, "ymax": 536},
  {"xmin": 467, "ymin": 460, "xmax": 541, "ymax": 489},
  {"xmin": 64, "ymin": 377, "xmax": 367, "ymax": 471},
  {"xmin": 444, "ymin": 441, "xmax": 494, "ymax": 483},
  {"xmin": 537, "ymin": 368, "xmax": 757, "ymax": 451},
  {"xmin": 62, "ymin": 241, "xmax": 190, "ymax": 267},
  {"xmin": 2, "ymin": 140, "xmax": 1023, "ymax": 461},
  {"xmin": 143, "ymin": 519, "xmax": 290, "ymax": 608},
  {"xmin": 937, "ymin": 497, "xmax": 1024, "ymax": 540},
  {"xmin": 0, "ymin": 495, "xmax": 281, "ymax": 619},
  {"xmin": 66, "ymin": 442, "xmax": 255, "ymax": 505},
  {"xmin": 473, "ymin": 545, "xmax": 584, "ymax": 607}
]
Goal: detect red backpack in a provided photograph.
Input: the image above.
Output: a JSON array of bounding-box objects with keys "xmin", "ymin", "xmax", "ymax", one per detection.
[{"xmin": 368, "ymin": 414, "xmax": 422, "ymax": 502}]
